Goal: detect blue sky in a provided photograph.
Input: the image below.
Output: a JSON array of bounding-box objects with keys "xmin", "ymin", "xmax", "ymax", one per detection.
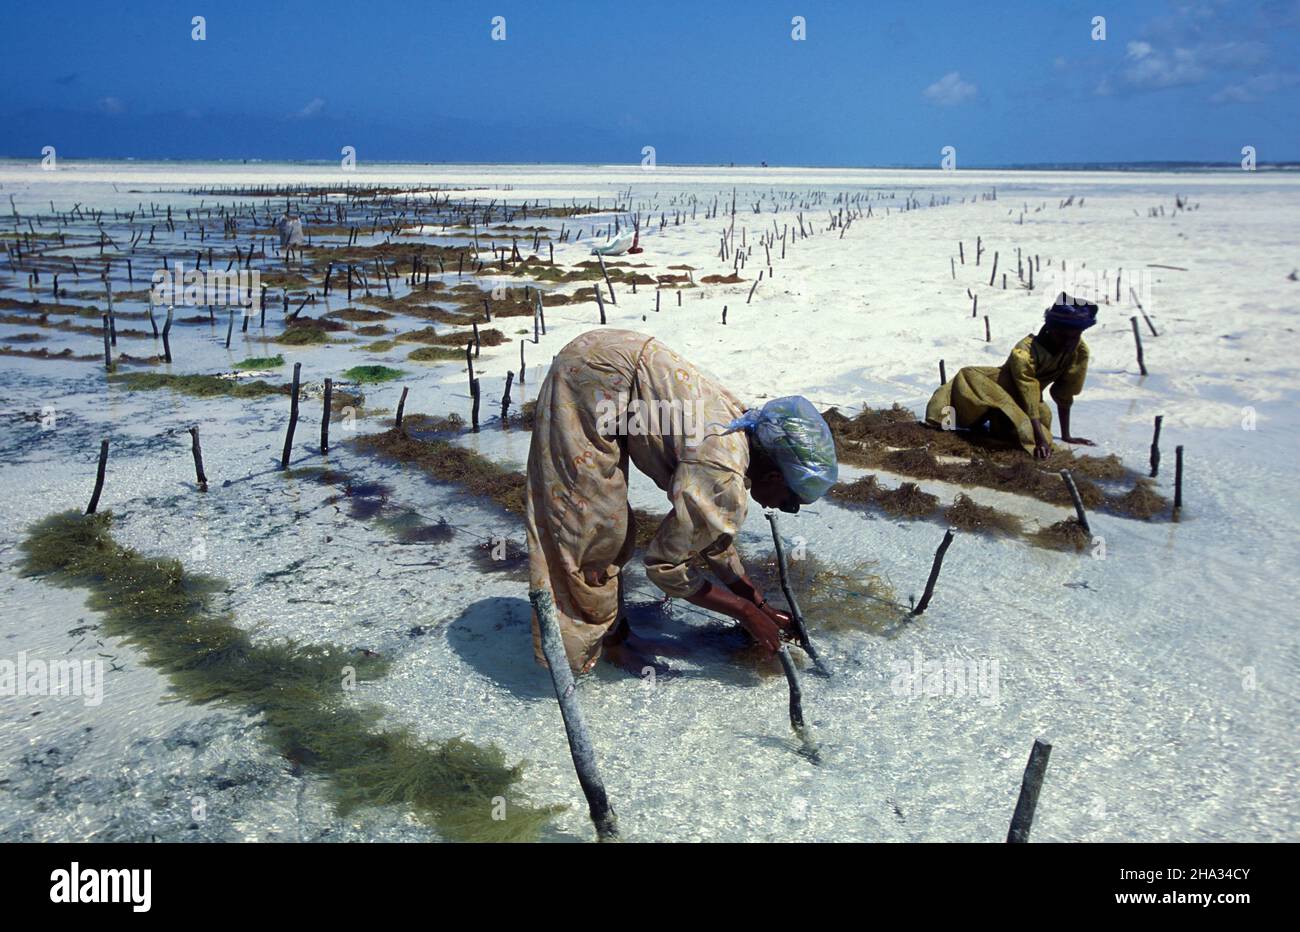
[{"xmin": 0, "ymin": 0, "xmax": 1297, "ymax": 165}]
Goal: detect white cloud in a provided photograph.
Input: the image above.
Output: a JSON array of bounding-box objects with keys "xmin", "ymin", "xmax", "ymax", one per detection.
[
  {"xmin": 1127, "ymin": 41, "xmax": 1153, "ymax": 61},
  {"xmin": 293, "ymin": 97, "xmax": 326, "ymax": 119},
  {"xmin": 97, "ymin": 96, "xmax": 125, "ymax": 115},
  {"xmin": 923, "ymin": 72, "xmax": 977, "ymax": 106},
  {"xmin": 1210, "ymin": 70, "xmax": 1300, "ymax": 103}
]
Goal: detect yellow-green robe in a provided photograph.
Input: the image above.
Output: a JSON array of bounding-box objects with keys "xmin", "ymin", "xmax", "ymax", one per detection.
[{"xmin": 925, "ymin": 334, "xmax": 1089, "ymax": 454}]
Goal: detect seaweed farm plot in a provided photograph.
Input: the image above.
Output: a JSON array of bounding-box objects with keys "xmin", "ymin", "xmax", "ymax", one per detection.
[{"xmin": 1, "ymin": 163, "xmax": 1297, "ymax": 844}]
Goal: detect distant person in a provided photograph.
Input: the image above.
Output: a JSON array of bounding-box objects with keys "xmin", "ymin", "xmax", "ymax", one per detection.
[
  {"xmin": 277, "ymin": 213, "xmax": 305, "ymax": 265},
  {"xmin": 925, "ymin": 294, "xmax": 1096, "ymax": 459},
  {"xmin": 525, "ymin": 329, "xmax": 838, "ymax": 674}
]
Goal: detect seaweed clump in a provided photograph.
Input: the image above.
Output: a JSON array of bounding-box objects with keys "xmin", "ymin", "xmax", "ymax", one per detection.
[
  {"xmin": 19, "ymin": 510, "xmax": 558, "ymax": 841},
  {"xmin": 109, "ymin": 372, "xmax": 288, "ymax": 399},
  {"xmin": 745, "ymin": 549, "xmax": 900, "ymax": 636},
  {"xmin": 469, "ymin": 537, "xmax": 529, "ymax": 576},
  {"xmin": 829, "ymin": 476, "xmax": 940, "ymax": 518},
  {"xmin": 408, "ymin": 346, "xmax": 464, "ymax": 363},
  {"xmin": 274, "ymin": 326, "xmax": 330, "ymax": 345},
  {"xmin": 354, "ymin": 427, "xmax": 528, "ymax": 515},
  {"xmin": 343, "ymin": 365, "xmax": 405, "ymax": 383},
  {"xmin": 944, "ymin": 493, "xmax": 1023, "ymax": 537},
  {"xmin": 1033, "ymin": 518, "xmax": 1091, "ymax": 552},
  {"xmin": 1107, "ymin": 478, "xmax": 1166, "ymax": 520},
  {"xmin": 233, "ymin": 354, "xmax": 285, "ymax": 370},
  {"xmin": 824, "ymin": 404, "xmax": 1164, "ymax": 516}
]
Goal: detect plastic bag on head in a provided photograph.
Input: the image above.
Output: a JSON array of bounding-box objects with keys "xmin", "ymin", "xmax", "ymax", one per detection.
[{"xmin": 726, "ymin": 396, "xmax": 838, "ymax": 504}]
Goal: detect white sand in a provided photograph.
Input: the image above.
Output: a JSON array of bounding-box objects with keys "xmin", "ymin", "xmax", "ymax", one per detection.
[{"xmin": 0, "ymin": 161, "xmax": 1296, "ymax": 841}]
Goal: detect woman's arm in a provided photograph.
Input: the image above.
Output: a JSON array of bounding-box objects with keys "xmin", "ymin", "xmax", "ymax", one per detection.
[{"xmin": 685, "ymin": 580, "xmax": 785, "ymax": 653}]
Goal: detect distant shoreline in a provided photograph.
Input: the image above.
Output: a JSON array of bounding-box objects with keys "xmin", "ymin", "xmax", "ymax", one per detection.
[{"xmin": 0, "ymin": 157, "xmax": 1295, "ymax": 173}]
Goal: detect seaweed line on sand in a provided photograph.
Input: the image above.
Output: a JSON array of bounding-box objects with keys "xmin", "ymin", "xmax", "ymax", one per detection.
[{"xmin": 19, "ymin": 510, "xmax": 560, "ymax": 841}]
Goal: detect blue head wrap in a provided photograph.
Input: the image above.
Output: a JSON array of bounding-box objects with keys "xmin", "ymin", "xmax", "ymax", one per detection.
[
  {"xmin": 725, "ymin": 396, "xmax": 838, "ymax": 504},
  {"xmin": 1044, "ymin": 293, "xmax": 1098, "ymax": 331}
]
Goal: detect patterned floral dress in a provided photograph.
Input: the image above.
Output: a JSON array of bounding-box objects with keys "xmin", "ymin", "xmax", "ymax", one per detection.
[{"xmin": 524, "ymin": 329, "xmax": 752, "ymax": 672}]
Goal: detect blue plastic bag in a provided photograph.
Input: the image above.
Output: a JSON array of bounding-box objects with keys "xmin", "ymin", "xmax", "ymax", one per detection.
[{"xmin": 726, "ymin": 396, "xmax": 838, "ymax": 504}]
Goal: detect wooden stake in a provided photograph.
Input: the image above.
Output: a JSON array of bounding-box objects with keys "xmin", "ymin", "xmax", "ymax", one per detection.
[
  {"xmin": 528, "ymin": 589, "xmax": 619, "ymax": 842},
  {"xmin": 939, "ymin": 359, "xmax": 947, "ymax": 385},
  {"xmin": 1174, "ymin": 445, "xmax": 1184, "ymax": 513},
  {"xmin": 279, "ymin": 362, "xmax": 301, "ymax": 470},
  {"xmin": 1007, "ymin": 738, "xmax": 1052, "ymax": 843},
  {"xmin": 395, "ymin": 386, "xmax": 409, "ymax": 429},
  {"xmin": 1130, "ymin": 316, "xmax": 1148, "ymax": 375},
  {"xmin": 1131, "ymin": 288, "xmax": 1158, "ymax": 336},
  {"xmin": 910, "ymin": 529, "xmax": 954, "ymax": 616},
  {"xmin": 1059, "ymin": 469, "xmax": 1091, "ymax": 536},
  {"xmin": 162, "ymin": 307, "xmax": 173, "ymax": 363},
  {"xmin": 101, "ymin": 314, "xmax": 113, "ymax": 371},
  {"xmin": 188, "ymin": 427, "xmax": 208, "ymax": 491},
  {"xmin": 321, "ymin": 379, "xmax": 332, "ymax": 453},
  {"xmin": 1149, "ymin": 415, "xmax": 1163, "ymax": 478},
  {"xmin": 86, "ymin": 439, "xmax": 109, "ymax": 515},
  {"xmin": 596, "ymin": 252, "xmax": 616, "ymax": 304},
  {"xmin": 766, "ymin": 511, "xmax": 828, "ymax": 676}
]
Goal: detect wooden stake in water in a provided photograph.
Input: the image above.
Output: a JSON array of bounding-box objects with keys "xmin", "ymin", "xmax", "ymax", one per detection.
[
  {"xmin": 1149, "ymin": 415, "xmax": 1163, "ymax": 478},
  {"xmin": 911, "ymin": 529, "xmax": 955, "ymax": 617},
  {"xmin": 321, "ymin": 378, "xmax": 332, "ymax": 453},
  {"xmin": 1130, "ymin": 316, "xmax": 1148, "ymax": 376},
  {"xmin": 395, "ymin": 386, "xmax": 409, "ymax": 430},
  {"xmin": 188, "ymin": 427, "xmax": 208, "ymax": 491},
  {"xmin": 765, "ymin": 510, "xmax": 828, "ymax": 676},
  {"xmin": 101, "ymin": 314, "xmax": 113, "ymax": 371},
  {"xmin": 162, "ymin": 307, "xmax": 174, "ymax": 363},
  {"xmin": 1007, "ymin": 738, "xmax": 1052, "ymax": 843},
  {"xmin": 1174, "ymin": 445, "xmax": 1184, "ymax": 514},
  {"xmin": 1059, "ymin": 469, "xmax": 1090, "ymax": 536},
  {"xmin": 596, "ymin": 251, "xmax": 616, "ymax": 304},
  {"xmin": 528, "ymin": 588, "xmax": 620, "ymax": 842},
  {"xmin": 86, "ymin": 439, "xmax": 109, "ymax": 515},
  {"xmin": 501, "ymin": 371, "xmax": 514, "ymax": 422},
  {"xmin": 776, "ymin": 646, "xmax": 821, "ymax": 763},
  {"xmin": 1130, "ymin": 287, "xmax": 1158, "ymax": 336},
  {"xmin": 279, "ymin": 362, "xmax": 302, "ymax": 470}
]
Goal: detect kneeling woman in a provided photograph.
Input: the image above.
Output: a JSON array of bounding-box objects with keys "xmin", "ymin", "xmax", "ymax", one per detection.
[
  {"xmin": 926, "ymin": 294, "xmax": 1097, "ymax": 458},
  {"xmin": 524, "ymin": 329, "xmax": 838, "ymax": 674}
]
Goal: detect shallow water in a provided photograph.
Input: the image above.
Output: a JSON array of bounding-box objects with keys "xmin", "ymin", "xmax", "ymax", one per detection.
[{"xmin": 1, "ymin": 162, "xmax": 1296, "ymax": 841}]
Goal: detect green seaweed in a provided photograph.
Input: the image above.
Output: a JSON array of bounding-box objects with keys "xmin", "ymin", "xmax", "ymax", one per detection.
[
  {"xmin": 109, "ymin": 372, "xmax": 287, "ymax": 399},
  {"xmin": 233, "ymin": 354, "xmax": 285, "ymax": 370},
  {"xmin": 275, "ymin": 327, "xmax": 330, "ymax": 345},
  {"xmin": 408, "ymin": 346, "xmax": 464, "ymax": 362},
  {"xmin": 343, "ymin": 365, "xmax": 406, "ymax": 383},
  {"xmin": 19, "ymin": 510, "xmax": 559, "ymax": 841}
]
